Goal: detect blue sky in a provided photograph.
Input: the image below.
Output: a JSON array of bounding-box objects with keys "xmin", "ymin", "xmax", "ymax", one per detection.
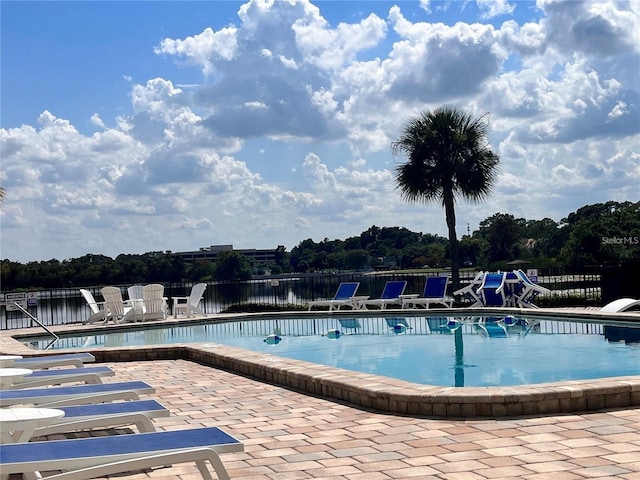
[{"xmin": 1, "ymin": 0, "xmax": 638, "ymax": 262}]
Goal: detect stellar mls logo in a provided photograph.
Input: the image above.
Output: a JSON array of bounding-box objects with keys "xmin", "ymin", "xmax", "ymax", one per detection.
[{"xmin": 601, "ymin": 236, "xmax": 639, "ymax": 245}]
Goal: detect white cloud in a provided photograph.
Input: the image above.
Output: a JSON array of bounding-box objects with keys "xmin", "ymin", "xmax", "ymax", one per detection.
[
  {"xmin": 155, "ymin": 26, "xmax": 239, "ymax": 76},
  {"xmin": 1, "ymin": 0, "xmax": 638, "ymax": 262},
  {"xmin": 477, "ymin": 0, "xmax": 516, "ymax": 19}
]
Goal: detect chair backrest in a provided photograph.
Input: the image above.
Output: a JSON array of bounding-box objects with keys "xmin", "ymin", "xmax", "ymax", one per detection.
[
  {"xmin": 481, "ymin": 272, "xmax": 506, "ymax": 290},
  {"xmin": 379, "ymin": 281, "xmax": 407, "ymax": 299},
  {"xmin": 478, "ymin": 272, "xmax": 506, "ymax": 306},
  {"xmin": 101, "ymin": 286, "xmax": 126, "ymax": 316},
  {"xmin": 79, "ymin": 289, "xmax": 100, "ymax": 314},
  {"xmin": 423, "ymin": 276, "xmax": 448, "ymax": 298},
  {"xmin": 142, "ymin": 284, "xmax": 165, "ymax": 314},
  {"xmin": 188, "ymin": 283, "xmax": 207, "ymax": 307},
  {"xmin": 128, "ymin": 285, "xmax": 144, "ymax": 301},
  {"xmin": 333, "ymin": 282, "xmax": 359, "ymax": 300}
]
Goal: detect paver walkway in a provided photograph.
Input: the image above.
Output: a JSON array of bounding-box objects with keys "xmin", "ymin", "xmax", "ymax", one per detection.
[{"xmin": 42, "ymin": 359, "xmax": 640, "ymax": 480}]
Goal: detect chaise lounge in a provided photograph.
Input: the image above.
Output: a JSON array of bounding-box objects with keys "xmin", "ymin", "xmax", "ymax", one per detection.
[
  {"xmin": 359, "ymin": 281, "xmax": 407, "ymax": 310},
  {"xmin": 0, "ymin": 381, "xmax": 155, "ymax": 407},
  {"xmin": 0, "ymin": 426, "xmax": 243, "ymax": 480},
  {"xmin": 8, "ymin": 366, "xmax": 114, "ymax": 389},
  {"xmin": 402, "ymin": 276, "xmax": 452, "ymax": 309},
  {"xmin": 4, "ymin": 353, "xmax": 95, "ymax": 369},
  {"xmin": 308, "ymin": 282, "xmax": 363, "ymax": 311}
]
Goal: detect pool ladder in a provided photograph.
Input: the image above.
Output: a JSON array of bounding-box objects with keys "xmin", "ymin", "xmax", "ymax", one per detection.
[{"xmin": 9, "ymin": 302, "xmax": 59, "ymax": 350}]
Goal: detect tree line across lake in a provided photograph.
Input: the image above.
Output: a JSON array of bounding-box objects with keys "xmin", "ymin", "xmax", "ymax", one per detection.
[{"xmin": 1, "ymin": 200, "xmax": 638, "ymax": 291}]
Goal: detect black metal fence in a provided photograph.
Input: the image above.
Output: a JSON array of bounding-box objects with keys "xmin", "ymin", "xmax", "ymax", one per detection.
[{"xmin": 0, "ymin": 265, "xmax": 635, "ymax": 330}]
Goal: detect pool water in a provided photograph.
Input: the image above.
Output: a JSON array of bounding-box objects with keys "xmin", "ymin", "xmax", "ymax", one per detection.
[{"xmin": 24, "ymin": 315, "xmax": 640, "ymax": 387}]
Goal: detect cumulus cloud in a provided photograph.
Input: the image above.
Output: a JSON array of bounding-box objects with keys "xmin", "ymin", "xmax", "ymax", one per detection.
[{"xmin": 1, "ymin": 0, "xmax": 638, "ymax": 261}]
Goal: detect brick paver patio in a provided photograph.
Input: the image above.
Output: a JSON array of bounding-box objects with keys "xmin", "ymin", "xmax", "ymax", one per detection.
[{"xmin": 42, "ymin": 359, "xmax": 639, "ymax": 480}]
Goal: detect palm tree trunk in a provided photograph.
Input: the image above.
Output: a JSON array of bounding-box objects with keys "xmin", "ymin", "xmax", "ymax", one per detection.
[{"xmin": 443, "ymin": 188, "xmax": 460, "ymax": 294}]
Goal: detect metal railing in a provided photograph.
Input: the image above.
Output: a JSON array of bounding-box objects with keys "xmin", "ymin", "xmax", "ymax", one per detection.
[{"xmin": 0, "ymin": 266, "xmax": 631, "ymax": 330}]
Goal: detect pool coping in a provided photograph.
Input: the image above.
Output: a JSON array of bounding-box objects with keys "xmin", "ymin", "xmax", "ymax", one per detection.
[{"xmin": 2, "ymin": 307, "xmax": 640, "ymax": 418}]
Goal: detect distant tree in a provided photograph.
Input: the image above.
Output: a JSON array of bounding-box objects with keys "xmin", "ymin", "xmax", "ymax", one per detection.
[
  {"xmin": 522, "ymin": 218, "xmax": 562, "ymax": 259},
  {"xmin": 459, "ymin": 235, "xmax": 488, "ymax": 267},
  {"xmin": 476, "ymin": 213, "xmax": 522, "ymax": 264},
  {"xmin": 214, "ymin": 251, "xmax": 252, "ymax": 281},
  {"xmin": 392, "ymin": 106, "xmax": 500, "ymax": 291},
  {"xmin": 558, "ymin": 201, "xmax": 640, "ymax": 265}
]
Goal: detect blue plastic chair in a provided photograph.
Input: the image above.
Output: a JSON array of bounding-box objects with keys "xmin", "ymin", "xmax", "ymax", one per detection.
[
  {"xmin": 360, "ymin": 281, "xmax": 407, "ymax": 310},
  {"xmin": 477, "ymin": 272, "xmax": 507, "ymax": 307}
]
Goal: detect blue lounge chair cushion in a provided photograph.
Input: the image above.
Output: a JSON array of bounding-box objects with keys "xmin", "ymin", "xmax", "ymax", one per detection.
[
  {"xmin": 0, "ymin": 381, "xmax": 154, "ymax": 407},
  {"xmin": 379, "ymin": 281, "xmax": 407, "ymax": 299},
  {"xmin": 0, "ymin": 427, "xmax": 243, "ymax": 470},
  {"xmin": 58, "ymin": 399, "xmax": 167, "ymax": 418},
  {"xmin": 333, "ymin": 282, "xmax": 359, "ymax": 300}
]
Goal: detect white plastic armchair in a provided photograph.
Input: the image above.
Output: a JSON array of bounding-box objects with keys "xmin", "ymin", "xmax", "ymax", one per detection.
[
  {"xmin": 173, "ymin": 283, "xmax": 207, "ymax": 319},
  {"xmin": 79, "ymin": 289, "xmax": 108, "ymax": 324},
  {"xmin": 142, "ymin": 283, "xmax": 167, "ymax": 321},
  {"xmin": 101, "ymin": 286, "xmax": 136, "ymax": 324}
]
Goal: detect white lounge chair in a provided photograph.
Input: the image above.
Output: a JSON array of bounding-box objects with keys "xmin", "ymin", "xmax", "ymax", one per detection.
[
  {"xmin": 402, "ymin": 276, "xmax": 452, "ymax": 309},
  {"xmin": 8, "ymin": 366, "xmax": 114, "ymax": 389},
  {"xmin": 512, "ymin": 269, "xmax": 550, "ymax": 308},
  {"xmin": 101, "ymin": 286, "xmax": 137, "ymax": 324},
  {"xmin": 142, "ymin": 283, "xmax": 167, "ymax": 321},
  {"xmin": 601, "ymin": 297, "xmax": 640, "ymax": 312},
  {"xmin": 0, "ymin": 380, "xmax": 155, "ymax": 407},
  {"xmin": 173, "ymin": 282, "xmax": 207, "ymax": 318},
  {"xmin": 126, "ymin": 284, "xmax": 146, "ymax": 320},
  {"xmin": 360, "ymin": 281, "xmax": 407, "ymax": 310},
  {"xmin": 34, "ymin": 399, "xmax": 171, "ymax": 438},
  {"xmin": 308, "ymin": 282, "xmax": 363, "ymax": 311},
  {"xmin": 12, "ymin": 353, "xmax": 95, "ymax": 369},
  {"xmin": 0, "ymin": 426, "xmax": 243, "ymax": 480},
  {"xmin": 80, "ymin": 289, "xmax": 108, "ymax": 324},
  {"xmin": 453, "ymin": 271, "xmax": 484, "ymax": 306}
]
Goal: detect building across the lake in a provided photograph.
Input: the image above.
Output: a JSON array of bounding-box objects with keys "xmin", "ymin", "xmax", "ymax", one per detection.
[{"xmin": 172, "ymin": 244, "xmax": 284, "ymax": 264}]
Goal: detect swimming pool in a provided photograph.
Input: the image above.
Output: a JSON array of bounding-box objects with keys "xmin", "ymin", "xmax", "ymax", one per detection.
[{"xmin": 23, "ymin": 314, "xmax": 640, "ymax": 388}]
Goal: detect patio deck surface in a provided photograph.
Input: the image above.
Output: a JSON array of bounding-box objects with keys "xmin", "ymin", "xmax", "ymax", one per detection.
[{"xmin": 36, "ymin": 358, "xmax": 640, "ymax": 479}]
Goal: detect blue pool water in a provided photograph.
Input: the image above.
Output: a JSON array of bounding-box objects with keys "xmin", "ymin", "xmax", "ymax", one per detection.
[{"xmin": 23, "ymin": 315, "xmax": 640, "ymax": 387}]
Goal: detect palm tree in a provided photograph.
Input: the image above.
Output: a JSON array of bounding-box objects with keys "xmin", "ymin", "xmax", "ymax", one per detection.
[{"xmin": 391, "ymin": 106, "xmax": 499, "ymax": 293}]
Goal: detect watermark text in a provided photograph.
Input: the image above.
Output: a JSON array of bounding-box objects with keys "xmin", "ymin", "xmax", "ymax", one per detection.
[{"xmin": 601, "ymin": 236, "xmax": 639, "ymax": 245}]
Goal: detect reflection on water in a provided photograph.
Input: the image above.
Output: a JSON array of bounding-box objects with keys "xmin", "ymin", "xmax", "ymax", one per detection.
[{"xmin": 23, "ymin": 315, "xmax": 640, "ymax": 388}]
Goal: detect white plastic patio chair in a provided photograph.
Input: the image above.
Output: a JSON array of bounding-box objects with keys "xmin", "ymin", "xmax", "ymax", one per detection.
[
  {"xmin": 453, "ymin": 271, "xmax": 484, "ymax": 306},
  {"xmin": 173, "ymin": 283, "xmax": 207, "ymax": 318},
  {"xmin": 142, "ymin": 283, "xmax": 167, "ymax": 321},
  {"xmin": 126, "ymin": 284, "xmax": 146, "ymax": 320},
  {"xmin": 101, "ymin": 286, "xmax": 136, "ymax": 323},
  {"xmin": 79, "ymin": 289, "xmax": 108, "ymax": 324}
]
